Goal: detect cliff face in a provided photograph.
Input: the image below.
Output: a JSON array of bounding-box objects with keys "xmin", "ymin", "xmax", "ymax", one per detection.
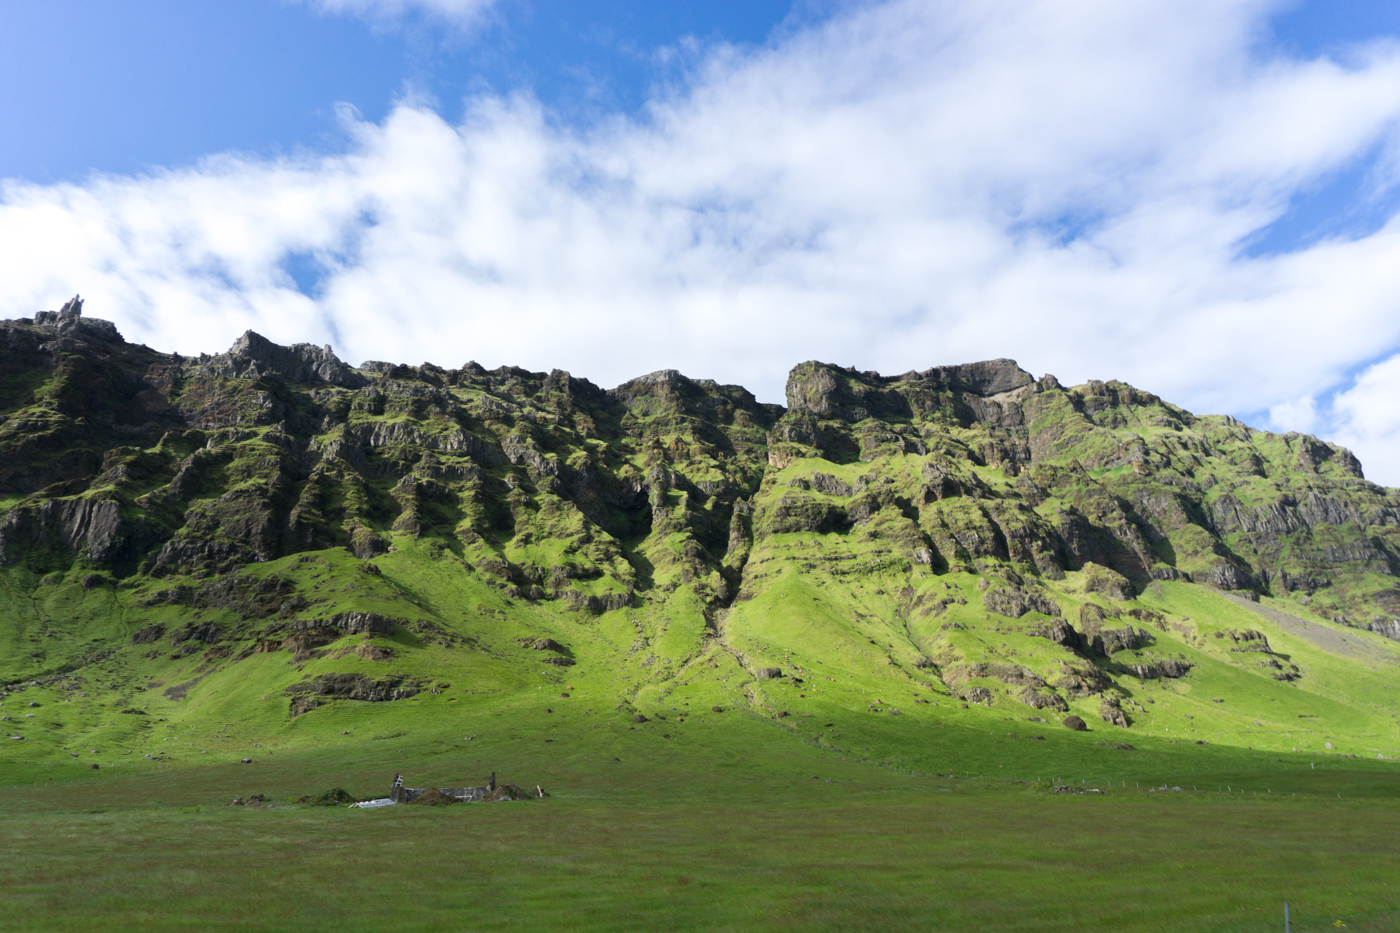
[
  {"xmin": 1, "ymin": 300, "xmax": 1396, "ymax": 637},
  {"xmin": 4, "ymin": 299, "xmax": 1400, "ymax": 762}
]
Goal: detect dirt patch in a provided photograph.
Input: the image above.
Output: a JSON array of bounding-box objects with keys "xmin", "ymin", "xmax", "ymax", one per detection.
[
  {"xmin": 410, "ymin": 788, "xmax": 458, "ymax": 806},
  {"xmin": 481, "ymin": 783, "xmax": 531, "ymax": 802},
  {"xmin": 163, "ymin": 678, "xmax": 202, "ymax": 700},
  {"xmin": 298, "ymin": 787, "xmax": 357, "ymax": 806},
  {"xmin": 1221, "ymin": 593, "xmax": 1396, "ymax": 666}
]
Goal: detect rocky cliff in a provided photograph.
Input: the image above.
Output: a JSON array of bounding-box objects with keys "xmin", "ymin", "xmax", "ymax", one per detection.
[
  {"xmin": 1, "ymin": 299, "xmax": 1396, "ymax": 635},
  {"xmin": 3, "ymin": 298, "xmax": 1400, "ymax": 754}
]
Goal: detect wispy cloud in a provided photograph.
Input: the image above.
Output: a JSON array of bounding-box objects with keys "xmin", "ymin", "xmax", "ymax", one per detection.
[
  {"xmin": 297, "ymin": 0, "xmax": 499, "ymax": 30},
  {"xmin": 4, "ymin": 0, "xmax": 1400, "ymax": 481}
]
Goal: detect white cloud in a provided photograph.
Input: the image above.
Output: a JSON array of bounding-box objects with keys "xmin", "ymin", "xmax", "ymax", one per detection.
[
  {"xmin": 4, "ymin": 0, "xmax": 1400, "ymax": 481},
  {"xmin": 1331, "ymin": 354, "xmax": 1400, "ymax": 484},
  {"xmin": 1268, "ymin": 396, "xmax": 1319, "ymax": 434}
]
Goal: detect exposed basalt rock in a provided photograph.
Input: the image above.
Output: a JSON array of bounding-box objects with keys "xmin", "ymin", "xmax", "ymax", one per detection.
[
  {"xmin": 170, "ymin": 621, "xmax": 221, "ymax": 646},
  {"xmin": 1018, "ymin": 687, "xmax": 1069, "ymax": 712},
  {"xmin": 278, "ymin": 628, "xmax": 342, "ymax": 662},
  {"xmin": 757, "ymin": 494, "xmax": 849, "ymax": 536},
  {"xmin": 1215, "ymin": 628, "xmax": 1271, "ymax": 652},
  {"xmin": 1097, "ymin": 626, "xmax": 1148, "ymax": 655},
  {"xmin": 1077, "ymin": 605, "xmax": 1149, "ymax": 656},
  {"xmin": 283, "ymin": 673, "xmax": 421, "ymax": 715},
  {"xmin": 809, "ymin": 472, "xmax": 853, "ymax": 498},
  {"xmin": 1367, "ymin": 618, "xmax": 1400, "ymax": 642},
  {"xmin": 944, "ymin": 663, "xmax": 1045, "ymax": 690},
  {"xmin": 1031, "ymin": 618, "xmax": 1085, "ymax": 652},
  {"xmin": 0, "ymin": 497, "xmax": 129, "ymax": 568},
  {"xmin": 1119, "ymin": 658, "xmax": 1193, "ymax": 679},
  {"xmin": 1195, "ymin": 562, "xmax": 1258, "ymax": 591},
  {"xmin": 1, "ymin": 303, "xmax": 1398, "ymax": 688},
  {"xmin": 984, "ymin": 585, "xmax": 1061, "ymax": 619},
  {"xmin": 321, "ymin": 642, "xmax": 396, "ymax": 662},
  {"xmin": 964, "ymin": 687, "xmax": 993, "ymax": 706},
  {"xmin": 754, "ymin": 667, "xmax": 783, "ymax": 680},
  {"xmin": 1050, "ymin": 662, "xmax": 1114, "ymax": 697},
  {"xmin": 561, "ymin": 589, "xmax": 632, "ymax": 614},
  {"xmin": 196, "ymin": 330, "xmax": 367, "ymax": 389},
  {"xmin": 323, "ymin": 612, "xmax": 400, "ymax": 636},
  {"xmin": 1063, "ymin": 715, "xmax": 1088, "ymax": 731},
  {"xmin": 182, "ymin": 575, "xmax": 298, "ymax": 619},
  {"xmin": 1099, "ymin": 697, "xmax": 1130, "ymax": 727},
  {"xmin": 129, "ymin": 624, "xmax": 165, "ymax": 645},
  {"xmin": 784, "ymin": 358, "xmax": 1034, "ymax": 420},
  {"xmin": 1080, "ymin": 562, "xmax": 1134, "ymax": 600}
]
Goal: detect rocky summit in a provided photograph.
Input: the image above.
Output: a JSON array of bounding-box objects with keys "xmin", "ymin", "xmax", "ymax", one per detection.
[{"xmin": 2, "ymin": 297, "xmax": 1399, "ymax": 757}]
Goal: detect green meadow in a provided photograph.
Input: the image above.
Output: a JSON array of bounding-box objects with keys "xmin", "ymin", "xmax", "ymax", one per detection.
[
  {"xmin": 3, "ymin": 538, "xmax": 1400, "ymax": 931},
  {"xmin": 1, "ymin": 707, "xmax": 1397, "ymax": 932},
  {"xmin": 3, "ymin": 329, "xmax": 1400, "ymax": 930}
]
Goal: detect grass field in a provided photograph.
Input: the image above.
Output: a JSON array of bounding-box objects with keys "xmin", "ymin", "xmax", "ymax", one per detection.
[
  {"xmin": 2, "ymin": 699, "xmax": 1398, "ymax": 932},
  {"xmin": 4, "ymin": 534, "xmax": 1400, "ymax": 931},
  {"xmin": 4, "ymin": 548, "xmax": 1400, "ymax": 931}
]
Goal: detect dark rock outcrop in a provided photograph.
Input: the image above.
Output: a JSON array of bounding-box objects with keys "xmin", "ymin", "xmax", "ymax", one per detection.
[
  {"xmin": 196, "ymin": 331, "xmax": 367, "ymax": 388},
  {"xmin": 985, "ymin": 585, "xmax": 1061, "ymax": 619},
  {"xmin": 1099, "ymin": 698, "xmax": 1129, "ymax": 727},
  {"xmin": 284, "ymin": 673, "xmax": 421, "ymax": 715}
]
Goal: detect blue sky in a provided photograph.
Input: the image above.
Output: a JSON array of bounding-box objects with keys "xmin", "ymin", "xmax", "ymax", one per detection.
[
  {"xmin": 2, "ymin": 0, "xmax": 1400, "ymax": 482},
  {"xmin": 0, "ymin": 0, "xmax": 803, "ymax": 183}
]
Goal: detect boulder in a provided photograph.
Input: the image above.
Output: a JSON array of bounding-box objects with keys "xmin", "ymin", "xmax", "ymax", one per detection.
[
  {"xmin": 1018, "ymin": 687, "xmax": 1068, "ymax": 712},
  {"xmin": 1081, "ymin": 562, "xmax": 1134, "ymax": 600},
  {"xmin": 1062, "ymin": 715, "xmax": 1088, "ymax": 731},
  {"xmin": 965, "ymin": 687, "xmax": 993, "ymax": 706},
  {"xmin": 1099, "ymin": 699, "xmax": 1130, "ymax": 728}
]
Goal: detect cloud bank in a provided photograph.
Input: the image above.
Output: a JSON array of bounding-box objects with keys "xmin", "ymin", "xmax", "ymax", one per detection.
[{"xmin": 4, "ymin": 0, "xmax": 1400, "ymax": 480}]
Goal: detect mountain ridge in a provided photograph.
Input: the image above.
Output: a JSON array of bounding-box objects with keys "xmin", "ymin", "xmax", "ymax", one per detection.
[{"xmin": 1, "ymin": 296, "xmax": 1398, "ymax": 767}]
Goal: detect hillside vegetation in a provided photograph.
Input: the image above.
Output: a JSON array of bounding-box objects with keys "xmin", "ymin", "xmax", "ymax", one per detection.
[{"xmin": 1, "ymin": 297, "xmax": 1398, "ymax": 771}]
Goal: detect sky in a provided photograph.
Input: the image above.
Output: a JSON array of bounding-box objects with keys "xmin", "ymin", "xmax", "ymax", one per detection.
[{"xmin": 2, "ymin": 0, "xmax": 1400, "ymax": 483}]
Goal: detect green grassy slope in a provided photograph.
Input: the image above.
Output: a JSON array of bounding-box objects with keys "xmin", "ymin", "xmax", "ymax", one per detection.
[
  {"xmin": 0, "ymin": 310, "xmax": 1399, "ymax": 928},
  {"xmin": 0, "ymin": 312, "xmax": 1397, "ymax": 776}
]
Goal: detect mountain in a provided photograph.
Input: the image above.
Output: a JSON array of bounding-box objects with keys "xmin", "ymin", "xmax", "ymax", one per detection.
[{"xmin": 1, "ymin": 297, "xmax": 1398, "ymax": 764}]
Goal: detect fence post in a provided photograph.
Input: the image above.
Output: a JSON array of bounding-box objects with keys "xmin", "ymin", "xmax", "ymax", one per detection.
[{"xmin": 1284, "ymin": 901, "xmax": 1290, "ymax": 933}]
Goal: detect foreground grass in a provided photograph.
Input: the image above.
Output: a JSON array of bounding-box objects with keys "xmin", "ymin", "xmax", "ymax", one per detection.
[{"xmin": 1, "ymin": 721, "xmax": 1397, "ymax": 933}]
